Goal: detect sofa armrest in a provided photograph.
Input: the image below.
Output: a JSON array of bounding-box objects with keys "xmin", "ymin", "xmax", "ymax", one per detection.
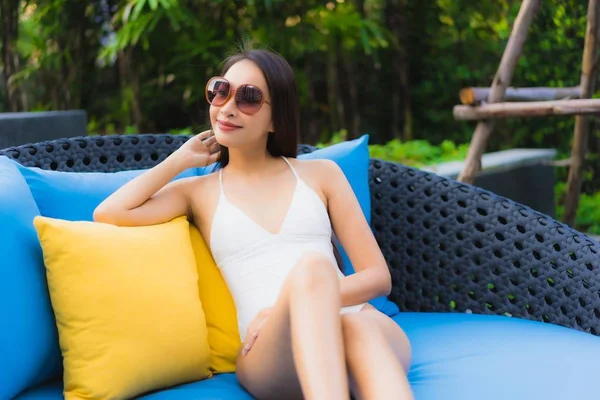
[{"xmin": 368, "ymin": 158, "xmax": 600, "ymax": 335}]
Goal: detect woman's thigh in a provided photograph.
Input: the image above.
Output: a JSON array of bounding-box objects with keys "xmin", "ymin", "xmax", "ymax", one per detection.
[
  {"xmin": 357, "ymin": 304, "xmax": 412, "ymax": 372},
  {"xmin": 235, "ymin": 280, "xmax": 302, "ymax": 399},
  {"xmin": 235, "ymin": 253, "xmax": 337, "ymax": 400}
]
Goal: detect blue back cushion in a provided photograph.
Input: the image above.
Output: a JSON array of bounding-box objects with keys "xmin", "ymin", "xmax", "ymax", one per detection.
[
  {"xmin": 16, "ymin": 166, "xmax": 198, "ymax": 222},
  {"xmin": 0, "ymin": 157, "xmax": 62, "ymax": 399}
]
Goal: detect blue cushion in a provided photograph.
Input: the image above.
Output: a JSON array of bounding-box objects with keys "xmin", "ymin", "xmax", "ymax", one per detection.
[
  {"xmin": 15, "ymin": 374, "xmax": 254, "ymax": 400},
  {"xmin": 18, "ymin": 313, "xmax": 600, "ymax": 399},
  {"xmin": 11, "ymin": 380, "xmax": 61, "ymax": 400},
  {"xmin": 140, "ymin": 374, "xmax": 253, "ymax": 400},
  {"xmin": 396, "ymin": 312, "xmax": 600, "ymax": 399},
  {"xmin": 0, "ymin": 157, "xmax": 62, "ymax": 399},
  {"xmin": 15, "ymin": 164, "xmax": 199, "ymax": 222}
]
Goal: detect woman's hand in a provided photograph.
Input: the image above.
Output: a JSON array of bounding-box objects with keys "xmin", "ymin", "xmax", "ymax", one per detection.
[
  {"xmin": 172, "ymin": 129, "xmax": 221, "ymax": 169},
  {"xmin": 242, "ymin": 307, "xmax": 273, "ymax": 356}
]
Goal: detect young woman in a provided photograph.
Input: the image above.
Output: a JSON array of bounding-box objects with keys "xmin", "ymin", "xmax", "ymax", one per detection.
[{"xmin": 94, "ymin": 47, "xmax": 412, "ymax": 400}]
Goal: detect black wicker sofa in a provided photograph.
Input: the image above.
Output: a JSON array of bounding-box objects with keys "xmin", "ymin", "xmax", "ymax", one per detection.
[
  {"xmin": 3, "ymin": 133, "xmax": 599, "ymax": 334},
  {"xmin": 2, "ymin": 133, "xmax": 600, "ymax": 400}
]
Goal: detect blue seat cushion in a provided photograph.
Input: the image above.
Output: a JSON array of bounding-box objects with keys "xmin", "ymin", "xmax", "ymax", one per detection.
[
  {"xmin": 18, "ymin": 313, "xmax": 600, "ymax": 399},
  {"xmin": 15, "ymin": 373, "xmax": 253, "ymax": 400},
  {"xmin": 396, "ymin": 312, "xmax": 600, "ymax": 399}
]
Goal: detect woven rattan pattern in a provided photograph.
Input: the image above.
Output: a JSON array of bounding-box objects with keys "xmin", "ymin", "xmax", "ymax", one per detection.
[
  {"xmin": 368, "ymin": 159, "xmax": 600, "ymax": 335},
  {"xmin": 3, "ymin": 134, "xmax": 600, "ymax": 335},
  {"xmin": 0, "ymin": 134, "xmax": 190, "ymax": 172}
]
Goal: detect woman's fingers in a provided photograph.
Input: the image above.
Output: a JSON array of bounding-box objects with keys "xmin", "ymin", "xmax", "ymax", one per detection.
[
  {"xmin": 202, "ymin": 135, "xmax": 217, "ymax": 147},
  {"xmin": 242, "ymin": 331, "xmax": 259, "ymax": 356},
  {"xmin": 197, "ymin": 129, "xmax": 213, "ymax": 140},
  {"xmin": 241, "ymin": 308, "xmax": 273, "ymax": 356},
  {"xmin": 203, "ymin": 137, "xmax": 218, "ymax": 151},
  {"xmin": 208, "ymin": 141, "xmax": 220, "ymax": 154},
  {"xmin": 205, "ymin": 152, "xmax": 220, "ymax": 166},
  {"xmin": 241, "ymin": 320, "xmax": 255, "ymax": 355},
  {"xmin": 243, "ymin": 314, "xmax": 270, "ymax": 355}
]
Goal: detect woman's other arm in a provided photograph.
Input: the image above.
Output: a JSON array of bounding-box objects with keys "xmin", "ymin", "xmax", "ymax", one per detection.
[{"xmin": 319, "ymin": 160, "xmax": 392, "ymax": 306}]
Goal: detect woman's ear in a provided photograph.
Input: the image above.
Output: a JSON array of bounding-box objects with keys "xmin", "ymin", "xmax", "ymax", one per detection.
[{"xmin": 268, "ymin": 120, "xmax": 274, "ymax": 133}]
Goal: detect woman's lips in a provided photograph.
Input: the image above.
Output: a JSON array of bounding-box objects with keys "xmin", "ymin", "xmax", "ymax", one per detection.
[{"xmin": 217, "ymin": 120, "xmax": 242, "ymax": 132}]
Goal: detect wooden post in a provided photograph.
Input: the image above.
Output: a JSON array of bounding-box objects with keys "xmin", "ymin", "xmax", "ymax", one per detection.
[
  {"xmin": 459, "ymin": 86, "xmax": 582, "ymax": 105},
  {"xmin": 563, "ymin": 0, "xmax": 600, "ymax": 227},
  {"xmin": 453, "ymin": 98, "xmax": 600, "ymax": 120},
  {"xmin": 458, "ymin": 0, "xmax": 541, "ymax": 184}
]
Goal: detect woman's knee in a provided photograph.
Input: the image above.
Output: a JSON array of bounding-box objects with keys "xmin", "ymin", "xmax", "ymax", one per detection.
[
  {"xmin": 288, "ymin": 252, "xmax": 339, "ymax": 294},
  {"xmin": 341, "ymin": 313, "xmax": 375, "ymax": 341},
  {"xmin": 342, "ymin": 312, "xmax": 405, "ymax": 348},
  {"xmin": 343, "ymin": 311, "xmax": 412, "ymax": 371}
]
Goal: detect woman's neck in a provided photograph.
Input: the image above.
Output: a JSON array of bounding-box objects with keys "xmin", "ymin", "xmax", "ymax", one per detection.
[{"xmin": 226, "ymin": 145, "xmax": 279, "ymax": 178}]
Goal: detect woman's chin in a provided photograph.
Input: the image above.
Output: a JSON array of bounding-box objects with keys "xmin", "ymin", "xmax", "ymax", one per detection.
[
  {"xmin": 214, "ymin": 128, "xmax": 266, "ymax": 150},
  {"xmin": 213, "ymin": 133, "xmax": 238, "ymax": 149},
  {"xmin": 214, "ymin": 130, "xmax": 250, "ymax": 147}
]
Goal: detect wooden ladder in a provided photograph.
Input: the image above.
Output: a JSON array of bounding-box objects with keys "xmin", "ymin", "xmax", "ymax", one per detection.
[{"xmin": 454, "ymin": 0, "xmax": 600, "ymax": 227}]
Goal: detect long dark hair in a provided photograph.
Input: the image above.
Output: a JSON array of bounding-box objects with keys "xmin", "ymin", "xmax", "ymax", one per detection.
[
  {"xmin": 215, "ymin": 46, "xmax": 299, "ymax": 168},
  {"xmin": 212, "ymin": 44, "xmax": 345, "ymax": 274}
]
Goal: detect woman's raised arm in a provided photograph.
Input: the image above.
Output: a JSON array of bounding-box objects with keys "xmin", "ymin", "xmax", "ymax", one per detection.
[{"xmin": 93, "ymin": 130, "xmax": 220, "ymax": 227}]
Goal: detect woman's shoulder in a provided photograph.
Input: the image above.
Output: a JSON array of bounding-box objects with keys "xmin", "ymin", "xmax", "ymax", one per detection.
[
  {"xmin": 290, "ymin": 157, "xmax": 343, "ymax": 179},
  {"xmin": 288, "ymin": 158, "xmax": 346, "ymax": 195},
  {"xmin": 185, "ymin": 168, "xmax": 220, "ymax": 191},
  {"xmin": 165, "ymin": 169, "xmax": 219, "ymax": 201}
]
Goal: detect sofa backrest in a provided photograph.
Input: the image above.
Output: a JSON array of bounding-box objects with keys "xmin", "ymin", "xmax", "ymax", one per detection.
[{"xmin": 2, "ymin": 133, "xmax": 600, "ymax": 337}]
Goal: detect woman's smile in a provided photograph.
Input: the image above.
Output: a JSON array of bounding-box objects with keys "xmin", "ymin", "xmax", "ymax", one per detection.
[{"xmin": 217, "ymin": 119, "xmax": 243, "ymax": 132}]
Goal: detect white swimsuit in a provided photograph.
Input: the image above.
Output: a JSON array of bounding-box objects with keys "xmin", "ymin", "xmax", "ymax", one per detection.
[{"xmin": 209, "ymin": 156, "xmax": 367, "ymax": 342}]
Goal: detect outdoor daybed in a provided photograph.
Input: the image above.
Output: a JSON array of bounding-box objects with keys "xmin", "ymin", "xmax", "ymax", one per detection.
[{"xmin": 1, "ymin": 133, "xmax": 599, "ymax": 400}]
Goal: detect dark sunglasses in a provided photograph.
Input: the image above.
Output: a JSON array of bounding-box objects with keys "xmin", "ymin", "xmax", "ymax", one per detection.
[{"xmin": 205, "ymin": 76, "xmax": 271, "ymax": 115}]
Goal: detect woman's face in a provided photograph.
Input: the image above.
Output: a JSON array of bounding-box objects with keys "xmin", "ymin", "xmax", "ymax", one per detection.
[{"xmin": 209, "ymin": 59, "xmax": 274, "ymax": 150}]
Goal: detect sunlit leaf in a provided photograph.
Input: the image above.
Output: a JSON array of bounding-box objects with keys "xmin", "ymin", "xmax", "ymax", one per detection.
[
  {"xmin": 360, "ymin": 26, "xmax": 372, "ymax": 55},
  {"xmin": 158, "ymin": 0, "xmax": 172, "ymax": 9},
  {"xmin": 131, "ymin": 0, "xmax": 147, "ymax": 21}
]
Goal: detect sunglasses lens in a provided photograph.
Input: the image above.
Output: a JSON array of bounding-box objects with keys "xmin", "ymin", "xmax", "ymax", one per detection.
[
  {"xmin": 207, "ymin": 79, "xmax": 230, "ymax": 106},
  {"xmin": 235, "ymin": 85, "xmax": 264, "ymax": 114},
  {"xmin": 206, "ymin": 79, "xmax": 266, "ymax": 114}
]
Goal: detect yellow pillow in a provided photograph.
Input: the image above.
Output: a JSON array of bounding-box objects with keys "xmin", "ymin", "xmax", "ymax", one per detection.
[
  {"xmin": 189, "ymin": 225, "xmax": 241, "ymax": 373},
  {"xmin": 33, "ymin": 216, "xmax": 212, "ymax": 400}
]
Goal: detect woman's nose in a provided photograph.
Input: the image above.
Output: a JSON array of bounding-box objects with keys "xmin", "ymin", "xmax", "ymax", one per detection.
[{"xmin": 219, "ymin": 94, "xmax": 237, "ymax": 116}]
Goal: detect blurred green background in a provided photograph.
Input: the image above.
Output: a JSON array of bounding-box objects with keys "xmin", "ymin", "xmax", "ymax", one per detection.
[{"xmin": 1, "ymin": 0, "xmax": 598, "ymax": 232}]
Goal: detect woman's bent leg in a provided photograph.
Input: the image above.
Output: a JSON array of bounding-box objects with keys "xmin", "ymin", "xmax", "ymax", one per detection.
[
  {"xmin": 235, "ymin": 253, "xmax": 349, "ymax": 400},
  {"xmin": 343, "ymin": 307, "xmax": 413, "ymax": 400}
]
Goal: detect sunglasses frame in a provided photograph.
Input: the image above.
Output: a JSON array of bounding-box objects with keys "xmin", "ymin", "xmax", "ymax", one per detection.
[{"xmin": 205, "ymin": 76, "xmax": 271, "ymax": 115}]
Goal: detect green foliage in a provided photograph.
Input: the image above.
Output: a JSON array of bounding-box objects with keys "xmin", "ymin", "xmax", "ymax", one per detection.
[
  {"xmin": 319, "ymin": 130, "xmax": 468, "ymax": 168},
  {"xmin": 555, "ymin": 181, "xmax": 600, "ymax": 234},
  {"xmin": 98, "ymin": 0, "xmax": 195, "ymax": 62},
  {"xmin": 3, "ymin": 0, "xmax": 600, "ymax": 233},
  {"xmin": 168, "ymin": 126, "xmax": 195, "ymax": 135},
  {"xmin": 304, "ymin": 2, "xmax": 389, "ymax": 55},
  {"xmin": 367, "ymin": 139, "xmax": 469, "ymax": 168}
]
